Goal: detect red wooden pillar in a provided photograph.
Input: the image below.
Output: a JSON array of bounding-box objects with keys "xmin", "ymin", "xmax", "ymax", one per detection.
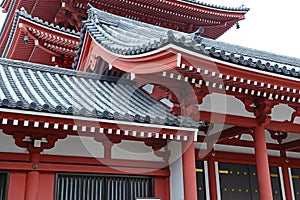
[
  {"xmin": 208, "ymin": 155, "xmax": 218, "ymax": 200},
  {"xmin": 103, "ymin": 140, "xmax": 114, "ymax": 159},
  {"xmin": 253, "ymin": 126, "xmax": 273, "ymax": 200},
  {"xmin": 25, "ymin": 152, "xmax": 40, "ymax": 200},
  {"xmin": 281, "ymin": 150, "xmax": 293, "ymax": 200},
  {"xmin": 182, "ymin": 140, "xmax": 197, "ymax": 200}
]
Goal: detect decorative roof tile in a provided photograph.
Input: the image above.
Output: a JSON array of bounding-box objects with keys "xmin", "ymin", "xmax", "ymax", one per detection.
[
  {"xmin": 0, "ymin": 58, "xmax": 200, "ymax": 128},
  {"xmin": 76, "ymin": 6, "xmax": 300, "ymax": 79}
]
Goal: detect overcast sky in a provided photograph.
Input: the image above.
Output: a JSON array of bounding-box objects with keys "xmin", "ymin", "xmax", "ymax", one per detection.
[{"xmin": 0, "ymin": 0, "xmax": 300, "ymax": 58}]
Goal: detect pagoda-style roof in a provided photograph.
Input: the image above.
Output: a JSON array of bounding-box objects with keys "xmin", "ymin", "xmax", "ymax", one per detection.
[
  {"xmin": 76, "ymin": 7, "xmax": 300, "ymax": 79},
  {"xmin": 0, "ymin": 0, "xmax": 62, "ymax": 56},
  {"xmin": 54, "ymin": 0, "xmax": 248, "ymax": 38},
  {"xmin": 2, "ymin": 8, "xmax": 80, "ymax": 68},
  {"xmin": 0, "ymin": 58, "xmax": 199, "ymax": 128},
  {"xmin": 0, "ymin": 0, "xmax": 249, "ymax": 68},
  {"xmin": 75, "ymin": 7, "xmax": 300, "ymax": 120}
]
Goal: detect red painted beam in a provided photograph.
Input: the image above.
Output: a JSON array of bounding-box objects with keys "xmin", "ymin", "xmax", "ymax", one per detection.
[
  {"xmin": 266, "ymin": 121, "xmax": 300, "ymax": 133},
  {"xmin": 0, "ymin": 152, "xmax": 168, "ymax": 170},
  {"xmin": 216, "ymin": 138, "xmax": 280, "ymax": 151},
  {"xmin": 282, "ymin": 139, "xmax": 300, "ymax": 151},
  {"xmin": 0, "ymin": 161, "xmax": 169, "ymax": 177},
  {"xmin": 199, "ymin": 111, "xmax": 300, "ymax": 134},
  {"xmin": 199, "ymin": 111, "xmax": 257, "ymax": 127},
  {"xmin": 216, "ymin": 126, "xmax": 251, "ymax": 142}
]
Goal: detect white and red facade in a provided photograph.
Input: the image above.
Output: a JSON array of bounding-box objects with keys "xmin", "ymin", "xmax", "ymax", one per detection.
[{"xmin": 2, "ymin": 1, "xmax": 300, "ymax": 200}]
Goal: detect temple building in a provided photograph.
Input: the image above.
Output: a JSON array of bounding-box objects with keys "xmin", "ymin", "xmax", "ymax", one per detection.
[{"xmin": 1, "ymin": 0, "xmax": 300, "ymax": 200}]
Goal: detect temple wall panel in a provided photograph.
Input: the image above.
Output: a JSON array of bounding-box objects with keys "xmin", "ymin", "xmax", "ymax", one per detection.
[
  {"xmin": 43, "ymin": 135, "xmax": 104, "ymax": 158},
  {"xmin": 37, "ymin": 172, "xmax": 55, "ymax": 200},
  {"xmin": 271, "ymin": 104, "xmax": 295, "ymax": 122},
  {"xmin": 112, "ymin": 140, "xmax": 163, "ymax": 162},
  {"xmin": 7, "ymin": 171, "xmax": 26, "ymax": 200},
  {"xmin": 154, "ymin": 176, "xmax": 170, "ymax": 200},
  {"xmin": 198, "ymin": 93, "xmax": 254, "ymax": 118},
  {"xmin": 286, "ymin": 152, "xmax": 300, "ymax": 159},
  {"xmin": 0, "ymin": 130, "xmax": 27, "ymax": 153}
]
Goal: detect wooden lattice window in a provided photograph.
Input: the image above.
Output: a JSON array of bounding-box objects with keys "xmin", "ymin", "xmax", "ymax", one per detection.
[{"xmin": 55, "ymin": 173, "xmax": 153, "ymax": 200}]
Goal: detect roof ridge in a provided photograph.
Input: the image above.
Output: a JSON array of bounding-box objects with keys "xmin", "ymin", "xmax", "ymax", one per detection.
[
  {"xmin": 0, "ymin": 58, "xmax": 134, "ymax": 84},
  {"xmin": 204, "ymin": 38, "xmax": 300, "ymax": 68}
]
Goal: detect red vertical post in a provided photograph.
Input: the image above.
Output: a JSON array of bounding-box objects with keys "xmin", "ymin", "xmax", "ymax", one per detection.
[
  {"xmin": 208, "ymin": 155, "xmax": 218, "ymax": 200},
  {"xmin": 281, "ymin": 150, "xmax": 293, "ymax": 200},
  {"xmin": 253, "ymin": 126, "xmax": 273, "ymax": 200},
  {"xmin": 25, "ymin": 152, "xmax": 40, "ymax": 200},
  {"xmin": 182, "ymin": 140, "xmax": 197, "ymax": 200},
  {"xmin": 103, "ymin": 140, "xmax": 113, "ymax": 159}
]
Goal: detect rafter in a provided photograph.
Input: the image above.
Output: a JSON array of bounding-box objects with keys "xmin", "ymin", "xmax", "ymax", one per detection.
[
  {"xmin": 282, "ymin": 139, "xmax": 300, "ymax": 151},
  {"xmin": 216, "ymin": 126, "xmax": 251, "ymax": 142}
]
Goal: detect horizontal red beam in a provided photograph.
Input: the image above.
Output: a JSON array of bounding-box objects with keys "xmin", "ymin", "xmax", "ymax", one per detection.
[
  {"xmin": 199, "ymin": 111, "xmax": 257, "ymax": 127},
  {"xmin": 0, "ymin": 161, "xmax": 169, "ymax": 176},
  {"xmin": 40, "ymin": 154, "xmax": 167, "ymax": 170},
  {"xmin": 0, "ymin": 152, "xmax": 168, "ymax": 170},
  {"xmin": 195, "ymin": 150, "xmax": 300, "ymax": 167},
  {"xmin": 282, "ymin": 139, "xmax": 300, "ymax": 151}
]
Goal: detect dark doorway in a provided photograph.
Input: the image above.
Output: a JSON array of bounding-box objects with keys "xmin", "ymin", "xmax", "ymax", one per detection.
[
  {"xmin": 0, "ymin": 171, "xmax": 8, "ymax": 200},
  {"xmin": 218, "ymin": 163, "xmax": 283, "ymax": 200}
]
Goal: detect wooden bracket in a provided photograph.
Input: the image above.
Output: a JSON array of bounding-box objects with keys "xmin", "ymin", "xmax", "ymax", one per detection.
[
  {"xmin": 9, "ymin": 131, "xmax": 66, "ymax": 153},
  {"xmin": 144, "ymin": 140, "xmax": 170, "ymax": 162},
  {"xmin": 243, "ymin": 98, "xmax": 274, "ymax": 126}
]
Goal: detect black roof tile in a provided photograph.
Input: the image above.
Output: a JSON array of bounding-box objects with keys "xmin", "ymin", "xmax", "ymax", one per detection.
[{"xmin": 0, "ymin": 58, "xmax": 200, "ymax": 128}]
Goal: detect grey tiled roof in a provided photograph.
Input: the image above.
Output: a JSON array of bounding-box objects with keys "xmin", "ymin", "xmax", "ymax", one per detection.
[
  {"xmin": 0, "ymin": 58, "xmax": 199, "ymax": 128},
  {"xmin": 76, "ymin": 6, "xmax": 300, "ymax": 79},
  {"xmin": 2, "ymin": 7, "xmax": 80, "ymax": 57},
  {"xmin": 180, "ymin": 0, "xmax": 249, "ymax": 12}
]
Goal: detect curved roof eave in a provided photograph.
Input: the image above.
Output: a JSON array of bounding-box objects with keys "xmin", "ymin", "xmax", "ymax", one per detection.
[
  {"xmin": 178, "ymin": 0, "xmax": 250, "ymax": 13},
  {"xmin": 76, "ymin": 7, "xmax": 300, "ymax": 80}
]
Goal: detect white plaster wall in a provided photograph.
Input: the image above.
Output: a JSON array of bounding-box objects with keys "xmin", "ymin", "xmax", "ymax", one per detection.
[
  {"xmin": 43, "ymin": 135, "xmax": 104, "ymax": 157},
  {"xmin": 198, "ymin": 93, "xmax": 255, "ymax": 118},
  {"xmin": 283, "ymin": 132, "xmax": 300, "ymax": 143},
  {"xmin": 0, "ymin": 130, "xmax": 27, "ymax": 153},
  {"xmin": 271, "ymin": 104, "xmax": 295, "ymax": 122},
  {"xmin": 112, "ymin": 140, "xmax": 163, "ymax": 161},
  {"xmin": 214, "ymin": 144, "xmax": 255, "ymax": 155},
  {"xmin": 169, "ymin": 142, "xmax": 184, "ymax": 200},
  {"xmin": 286, "ymin": 151, "xmax": 300, "ymax": 159}
]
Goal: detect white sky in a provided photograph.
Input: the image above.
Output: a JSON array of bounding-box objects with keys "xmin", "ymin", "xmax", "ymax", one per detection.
[{"xmin": 0, "ymin": 0, "xmax": 300, "ymax": 58}]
